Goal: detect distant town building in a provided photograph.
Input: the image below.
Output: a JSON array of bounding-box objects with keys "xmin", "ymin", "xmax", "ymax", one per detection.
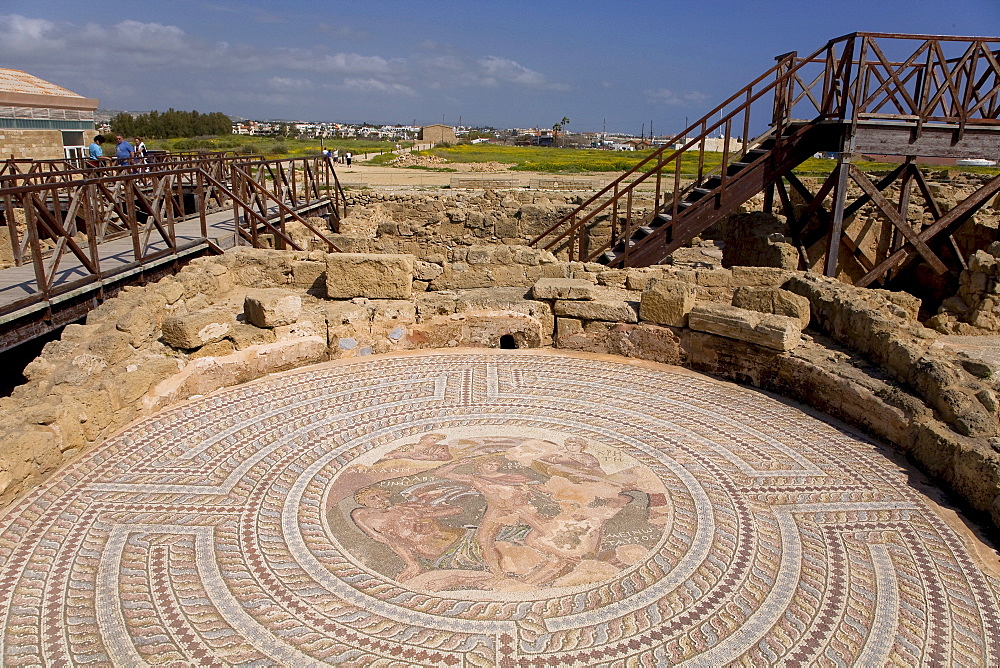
[
  {"xmin": 420, "ymin": 124, "xmax": 457, "ymax": 145},
  {"xmin": 0, "ymin": 69, "xmax": 98, "ymax": 160}
]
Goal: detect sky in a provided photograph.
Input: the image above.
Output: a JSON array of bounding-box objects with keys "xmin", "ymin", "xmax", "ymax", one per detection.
[{"xmin": 2, "ymin": 0, "xmax": 999, "ymax": 135}]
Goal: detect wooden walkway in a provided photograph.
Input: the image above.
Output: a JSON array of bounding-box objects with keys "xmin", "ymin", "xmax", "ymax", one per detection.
[{"xmin": 0, "ymin": 208, "xmax": 243, "ymax": 322}]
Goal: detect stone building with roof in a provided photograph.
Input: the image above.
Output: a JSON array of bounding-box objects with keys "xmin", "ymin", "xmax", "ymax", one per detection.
[{"xmin": 0, "ymin": 68, "xmax": 99, "ymax": 160}]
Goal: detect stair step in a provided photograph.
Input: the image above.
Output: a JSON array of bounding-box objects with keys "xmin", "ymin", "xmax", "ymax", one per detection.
[
  {"xmin": 654, "ymin": 213, "xmax": 672, "ymax": 226},
  {"xmin": 693, "ymin": 187, "xmax": 713, "ymax": 195},
  {"xmin": 635, "ymin": 225, "xmax": 654, "ymax": 238}
]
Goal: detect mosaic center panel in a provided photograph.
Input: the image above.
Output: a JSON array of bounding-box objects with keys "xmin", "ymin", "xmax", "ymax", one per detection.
[{"xmin": 0, "ymin": 350, "xmax": 998, "ymax": 666}]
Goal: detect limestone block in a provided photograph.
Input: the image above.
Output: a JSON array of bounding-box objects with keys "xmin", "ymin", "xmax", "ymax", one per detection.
[
  {"xmin": 161, "ymin": 309, "xmax": 235, "ymax": 350},
  {"xmin": 486, "ymin": 264, "xmax": 533, "ymax": 287},
  {"xmin": 109, "ymin": 356, "xmax": 185, "ymax": 404},
  {"xmin": 531, "ymin": 278, "xmax": 597, "ymax": 301},
  {"xmin": 731, "ymin": 287, "xmax": 811, "ymax": 328},
  {"xmin": 467, "ymin": 247, "xmax": 494, "ymax": 264},
  {"xmin": 189, "ymin": 340, "xmax": 238, "ymax": 359},
  {"xmin": 177, "ymin": 269, "xmax": 219, "ymax": 299},
  {"xmin": 695, "ymin": 268, "xmax": 732, "ymax": 288},
  {"xmin": 291, "ymin": 260, "xmax": 326, "ymax": 294},
  {"xmin": 244, "ymin": 289, "xmax": 302, "ymax": 328},
  {"xmin": 730, "ymin": 266, "xmax": 792, "ymax": 287},
  {"xmin": 87, "ymin": 331, "xmax": 134, "ymax": 365},
  {"xmin": 557, "ymin": 317, "xmax": 584, "ymax": 338},
  {"xmin": 405, "ymin": 310, "xmax": 543, "ymax": 349},
  {"xmin": 597, "ymin": 270, "xmax": 629, "ymax": 289},
  {"xmin": 325, "ymin": 301, "xmax": 374, "ymax": 326},
  {"xmin": 557, "ymin": 323, "xmax": 683, "ymax": 365},
  {"xmin": 326, "ymin": 253, "xmax": 414, "ymax": 299},
  {"xmin": 277, "ymin": 220, "xmax": 320, "ymax": 250},
  {"xmin": 555, "ymin": 299, "xmax": 638, "ymax": 323},
  {"xmin": 228, "ymin": 323, "xmax": 276, "ymax": 350},
  {"xmin": 416, "ymin": 292, "xmax": 458, "ymax": 319},
  {"xmin": 273, "ymin": 307, "xmax": 327, "ymax": 341},
  {"xmin": 625, "ymin": 269, "xmax": 668, "ymax": 292},
  {"xmin": 873, "ymin": 289, "xmax": 922, "ymax": 321},
  {"xmin": 640, "ymin": 279, "xmax": 697, "ymax": 327},
  {"xmin": 428, "ymin": 263, "xmax": 495, "ymax": 291},
  {"xmin": 688, "ymin": 304, "xmax": 802, "ymax": 351},
  {"xmin": 456, "ymin": 288, "xmax": 554, "ymax": 346},
  {"xmin": 60, "ymin": 323, "xmax": 101, "ymax": 341},
  {"xmin": 414, "ymin": 260, "xmax": 444, "ymax": 282}
]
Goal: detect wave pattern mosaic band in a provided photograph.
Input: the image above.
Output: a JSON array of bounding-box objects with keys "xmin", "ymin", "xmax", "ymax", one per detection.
[{"xmin": 1, "ymin": 350, "xmax": 999, "ymax": 665}]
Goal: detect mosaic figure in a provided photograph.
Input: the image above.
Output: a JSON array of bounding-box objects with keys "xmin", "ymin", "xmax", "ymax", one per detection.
[{"xmin": 330, "ymin": 432, "xmax": 670, "ymax": 594}]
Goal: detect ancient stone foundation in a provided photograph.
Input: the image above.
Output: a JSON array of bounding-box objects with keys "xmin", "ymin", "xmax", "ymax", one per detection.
[{"xmin": 2, "ymin": 247, "xmax": 1000, "ymax": 535}]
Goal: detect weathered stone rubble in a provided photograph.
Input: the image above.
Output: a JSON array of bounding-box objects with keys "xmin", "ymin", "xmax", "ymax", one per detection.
[
  {"xmin": 931, "ymin": 242, "xmax": 1000, "ymax": 334},
  {"xmin": 3, "ymin": 247, "xmax": 1000, "ymax": 535}
]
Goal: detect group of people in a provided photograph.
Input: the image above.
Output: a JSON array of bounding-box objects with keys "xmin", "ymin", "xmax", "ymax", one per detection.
[
  {"xmin": 321, "ymin": 148, "xmax": 352, "ymax": 167},
  {"xmin": 87, "ymin": 134, "xmax": 147, "ymax": 168}
]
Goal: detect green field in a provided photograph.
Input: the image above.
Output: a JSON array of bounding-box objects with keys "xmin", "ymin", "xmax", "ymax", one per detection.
[
  {"xmin": 147, "ymin": 135, "xmax": 408, "ymax": 159},
  {"xmin": 148, "ymin": 135, "xmax": 998, "ymax": 177},
  {"xmin": 408, "ymin": 144, "xmax": 999, "ymax": 177}
]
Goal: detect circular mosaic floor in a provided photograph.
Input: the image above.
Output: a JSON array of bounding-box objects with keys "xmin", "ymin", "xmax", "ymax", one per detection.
[{"xmin": 1, "ymin": 350, "xmax": 999, "ymax": 666}]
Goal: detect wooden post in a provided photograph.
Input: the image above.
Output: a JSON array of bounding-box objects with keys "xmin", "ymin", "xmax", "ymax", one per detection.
[{"xmin": 824, "ymin": 157, "xmax": 850, "ymax": 277}]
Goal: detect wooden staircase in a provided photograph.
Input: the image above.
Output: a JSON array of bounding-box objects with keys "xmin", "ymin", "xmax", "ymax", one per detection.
[
  {"xmin": 530, "ymin": 33, "xmax": 1000, "ymax": 286},
  {"xmin": 599, "ymin": 123, "xmax": 837, "ymax": 267}
]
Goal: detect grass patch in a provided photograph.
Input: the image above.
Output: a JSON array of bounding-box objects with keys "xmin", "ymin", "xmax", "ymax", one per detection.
[
  {"xmin": 147, "ymin": 135, "xmax": 410, "ymax": 160},
  {"xmin": 365, "ymin": 152, "xmax": 399, "ymax": 165}
]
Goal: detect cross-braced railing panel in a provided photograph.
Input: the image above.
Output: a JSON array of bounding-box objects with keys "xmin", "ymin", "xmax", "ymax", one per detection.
[
  {"xmin": 226, "ymin": 156, "xmax": 345, "ymax": 253},
  {"xmin": 851, "ymin": 34, "xmax": 1000, "ymax": 126},
  {"xmin": 0, "ymin": 169, "xmax": 203, "ymax": 306}
]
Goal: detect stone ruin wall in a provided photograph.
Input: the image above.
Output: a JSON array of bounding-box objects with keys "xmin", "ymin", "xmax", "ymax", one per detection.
[{"xmin": 3, "ymin": 239, "xmax": 1000, "ymax": 535}]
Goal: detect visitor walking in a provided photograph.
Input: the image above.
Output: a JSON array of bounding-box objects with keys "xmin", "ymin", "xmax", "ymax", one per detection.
[
  {"xmin": 114, "ymin": 135, "xmax": 134, "ymax": 166},
  {"xmin": 345, "ymin": 151, "xmax": 352, "ymax": 167}
]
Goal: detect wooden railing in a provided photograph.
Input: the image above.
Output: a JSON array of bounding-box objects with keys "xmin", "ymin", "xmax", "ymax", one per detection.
[
  {"xmin": 0, "ymin": 168, "xmax": 212, "ymax": 311},
  {"xmin": 0, "ymin": 154, "xmax": 346, "ymax": 314},
  {"xmin": 229, "ymin": 155, "xmax": 348, "ymax": 250},
  {"xmin": 532, "ymin": 32, "xmax": 1000, "ymax": 264}
]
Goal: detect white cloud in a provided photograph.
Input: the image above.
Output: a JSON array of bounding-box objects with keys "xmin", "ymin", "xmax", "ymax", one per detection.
[
  {"xmin": 475, "ymin": 56, "xmax": 568, "ymax": 90},
  {"xmin": 646, "ymin": 88, "xmax": 709, "ymax": 105},
  {"xmin": 0, "ymin": 14, "xmax": 64, "ymax": 52},
  {"xmin": 0, "ymin": 12, "xmax": 567, "ymax": 117},
  {"xmin": 267, "ymin": 77, "xmax": 313, "ymax": 93},
  {"xmin": 112, "ymin": 19, "xmax": 187, "ymax": 50},
  {"xmin": 338, "ymin": 78, "xmax": 417, "ymax": 96}
]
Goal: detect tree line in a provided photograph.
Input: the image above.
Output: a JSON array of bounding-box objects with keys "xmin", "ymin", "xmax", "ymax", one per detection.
[{"xmin": 109, "ymin": 109, "xmax": 232, "ymax": 139}]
